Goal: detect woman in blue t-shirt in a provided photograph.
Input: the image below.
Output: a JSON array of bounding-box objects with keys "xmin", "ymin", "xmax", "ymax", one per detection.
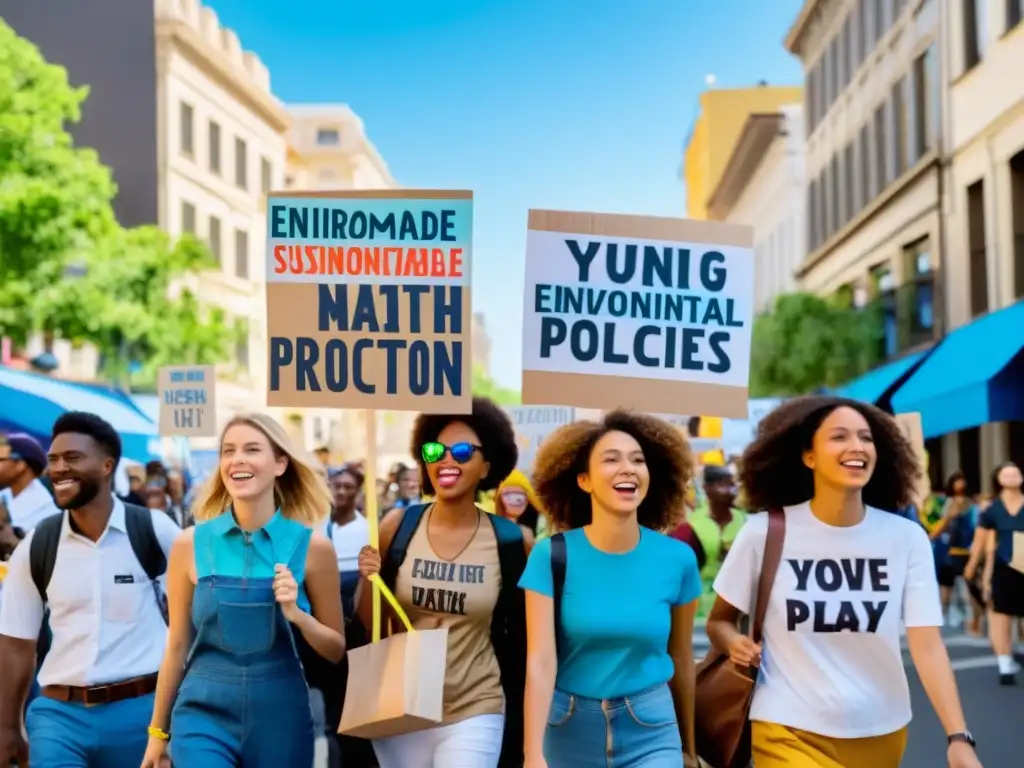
[{"xmin": 519, "ymin": 410, "xmax": 702, "ymax": 768}]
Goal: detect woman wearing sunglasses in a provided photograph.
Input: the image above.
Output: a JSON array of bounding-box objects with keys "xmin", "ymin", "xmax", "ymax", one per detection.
[{"xmin": 356, "ymin": 397, "xmax": 528, "ymax": 768}]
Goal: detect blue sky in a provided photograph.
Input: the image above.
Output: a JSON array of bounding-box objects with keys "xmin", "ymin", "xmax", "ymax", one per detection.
[{"xmin": 208, "ymin": 0, "xmax": 804, "ymax": 388}]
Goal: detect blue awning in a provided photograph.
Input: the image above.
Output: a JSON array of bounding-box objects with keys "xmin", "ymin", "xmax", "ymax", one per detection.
[
  {"xmin": 834, "ymin": 348, "xmax": 932, "ymax": 404},
  {"xmin": 0, "ymin": 367, "xmax": 161, "ymax": 464},
  {"xmin": 891, "ymin": 300, "xmax": 1024, "ymax": 439}
]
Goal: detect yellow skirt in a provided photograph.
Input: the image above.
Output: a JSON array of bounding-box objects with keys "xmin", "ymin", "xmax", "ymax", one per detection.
[{"xmin": 751, "ymin": 721, "xmax": 908, "ymax": 768}]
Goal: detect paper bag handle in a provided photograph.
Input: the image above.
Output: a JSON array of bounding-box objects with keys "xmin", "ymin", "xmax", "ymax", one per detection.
[{"xmin": 368, "ymin": 573, "xmax": 415, "ymax": 636}]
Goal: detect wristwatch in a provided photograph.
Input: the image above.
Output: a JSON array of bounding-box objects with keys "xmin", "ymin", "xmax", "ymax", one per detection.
[{"xmin": 947, "ymin": 731, "xmax": 976, "ymax": 748}]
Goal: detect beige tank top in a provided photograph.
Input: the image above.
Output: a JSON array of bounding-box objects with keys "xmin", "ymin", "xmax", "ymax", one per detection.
[{"xmin": 395, "ymin": 506, "xmax": 503, "ymax": 723}]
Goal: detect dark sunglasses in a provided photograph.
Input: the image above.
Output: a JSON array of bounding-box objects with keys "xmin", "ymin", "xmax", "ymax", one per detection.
[{"xmin": 421, "ymin": 441, "xmax": 481, "ymax": 465}]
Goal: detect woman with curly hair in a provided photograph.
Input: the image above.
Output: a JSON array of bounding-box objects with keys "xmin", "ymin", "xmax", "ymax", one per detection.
[
  {"xmin": 519, "ymin": 410, "xmax": 702, "ymax": 768},
  {"xmin": 356, "ymin": 397, "xmax": 528, "ymax": 768},
  {"xmin": 708, "ymin": 396, "xmax": 981, "ymax": 768}
]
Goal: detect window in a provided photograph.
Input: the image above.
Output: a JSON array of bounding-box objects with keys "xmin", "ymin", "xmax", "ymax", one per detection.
[
  {"xmin": 261, "ymin": 157, "xmax": 272, "ymax": 196},
  {"xmin": 843, "ymin": 143, "xmax": 855, "ymax": 224},
  {"xmin": 893, "ymin": 77, "xmax": 910, "ymax": 173},
  {"xmin": 180, "ymin": 102, "xmax": 194, "ymax": 157},
  {"xmin": 815, "ymin": 171, "xmax": 826, "ymax": 248},
  {"xmin": 873, "ymin": 105, "xmax": 887, "ymax": 196},
  {"xmin": 829, "ymin": 38, "xmax": 839, "ymax": 106},
  {"xmin": 1010, "ymin": 0, "xmax": 1024, "ymax": 32},
  {"xmin": 859, "ymin": 0, "xmax": 871, "ymax": 58},
  {"xmin": 234, "ymin": 229, "xmax": 249, "ymax": 279},
  {"xmin": 966, "ymin": 179, "xmax": 988, "ymax": 316},
  {"xmin": 874, "ymin": 0, "xmax": 887, "ymax": 42},
  {"xmin": 805, "ymin": 68, "xmax": 817, "ymax": 136},
  {"xmin": 853, "ymin": 1, "xmax": 865, "ymax": 67},
  {"xmin": 1009, "ymin": 150, "xmax": 1024, "ymax": 298},
  {"xmin": 234, "ymin": 137, "xmax": 248, "ymax": 189},
  {"xmin": 316, "ymin": 128, "xmax": 340, "ymax": 146},
  {"xmin": 830, "ymin": 155, "xmax": 841, "ymax": 235},
  {"xmin": 840, "ymin": 18, "xmax": 851, "ymax": 88},
  {"xmin": 901, "ymin": 236, "xmax": 935, "ymax": 347},
  {"xmin": 181, "ymin": 201, "xmax": 196, "ymax": 234},
  {"xmin": 208, "ymin": 216, "xmax": 222, "ymax": 263},
  {"xmin": 858, "ymin": 124, "xmax": 871, "ymax": 210},
  {"xmin": 208, "ymin": 121, "xmax": 221, "ymax": 174},
  {"xmin": 915, "ymin": 45, "xmax": 940, "ymax": 152},
  {"xmin": 808, "ymin": 179, "xmax": 819, "ymax": 249},
  {"xmin": 962, "ymin": 0, "xmax": 985, "ymax": 70},
  {"xmin": 871, "ymin": 262, "xmax": 898, "ymax": 358},
  {"xmin": 236, "ymin": 335, "xmax": 249, "ymax": 369}
]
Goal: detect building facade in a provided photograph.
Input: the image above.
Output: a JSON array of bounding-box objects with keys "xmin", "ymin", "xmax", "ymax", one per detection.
[
  {"xmin": 707, "ymin": 104, "xmax": 807, "ymax": 312},
  {"xmin": 940, "ymin": 0, "xmax": 1024, "ymax": 472},
  {"xmin": 682, "ymin": 84, "xmax": 804, "ymax": 220},
  {"xmin": 156, "ymin": 0, "xmax": 289, "ymax": 433},
  {"xmin": 786, "ymin": 0, "xmax": 944, "ymax": 364}
]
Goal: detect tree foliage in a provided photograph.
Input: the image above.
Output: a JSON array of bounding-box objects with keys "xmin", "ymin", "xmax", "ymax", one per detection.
[
  {"xmin": 750, "ymin": 292, "xmax": 881, "ymax": 397},
  {"xmin": 0, "ymin": 20, "xmax": 231, "ymax": 383},
  {"xmin": 471, "ymin": 365, "xmax": 521, "ymax": 405}
]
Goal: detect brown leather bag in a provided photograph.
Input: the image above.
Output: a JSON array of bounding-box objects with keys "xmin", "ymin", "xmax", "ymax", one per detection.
[{"xmin": 693, "ymin": 509, "xmax": 786, "ymax": 768}]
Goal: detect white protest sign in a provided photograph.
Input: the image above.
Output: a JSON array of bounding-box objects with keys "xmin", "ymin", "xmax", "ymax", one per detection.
[
  {"xmin": 505, "ymin": 405, "xmax": 575, "ymax": 472},
  {"xmin": 521, "ymin": 210, "xmax": 754, "ymax": 417},
  {"xmin": 158, "ymin": 365, "xmax": 217, "ymax": 437}
]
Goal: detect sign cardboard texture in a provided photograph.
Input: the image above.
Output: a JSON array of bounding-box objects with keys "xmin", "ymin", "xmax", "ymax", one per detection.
[
  {"xmin": 265, "ymin": 190, "xmax": 473, "ymax": 414},
  {"xmin": 521, "ymin": 210, "xmax": 754, "ymax": 417},
  {"xmin": 158, "ymin": 365, "xmax": 217, "ymax": 437}
]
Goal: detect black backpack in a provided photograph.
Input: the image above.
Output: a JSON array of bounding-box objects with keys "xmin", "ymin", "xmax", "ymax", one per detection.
[{"xmin": 29, "ymin": 504, "xmax": 169, "ymax": 634}]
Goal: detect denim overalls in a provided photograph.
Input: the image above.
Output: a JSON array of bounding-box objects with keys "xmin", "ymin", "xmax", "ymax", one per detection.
[{"xmin": 170, "ymin": 511, "xmax": 315, "ymax": 767}]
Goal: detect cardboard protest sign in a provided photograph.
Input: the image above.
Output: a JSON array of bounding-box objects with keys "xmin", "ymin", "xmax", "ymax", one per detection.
[
  {"xmin": 265, "ymin": 190, "xmax": 473, "ymax": 414},
  {"xmin": 521, "ymin": 210, "xmax": 754, "ymax": 417},
  {"xmin": 157, "ymin": 365, "xmax": 216, "ymax": 437},
  {"xmin": 505, "ymin": 406, "xmax": 575, "ymax": 472}
]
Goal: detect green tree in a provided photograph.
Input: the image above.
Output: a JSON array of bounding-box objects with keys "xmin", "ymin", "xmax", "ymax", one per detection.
[
  {"xmin": 750, "ymin": 292, "xmax": 881, "ymax": 397},
  {"xmin": 0, "ymin": 19, "xmax": 117, "ymax": 344},
  {"xmin": 471, "ymin": 365, "xmax": 520, "ymax": 405},
  {"xmin": 0, "ymin": 21, "xmax": 231, "ymax": 381}
]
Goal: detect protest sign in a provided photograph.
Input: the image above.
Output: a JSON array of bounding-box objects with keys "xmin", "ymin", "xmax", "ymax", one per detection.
[
  {"xmin": 505, "ymin": 406, "xmax": 575, "ymax": 472},
  {"xmin": 265, "ymin": 190, "xmax": 473, "ymax": 414},
  {"xmin": 157, "ymin": 365, "xmax": 216, "ymax": 437},
  {"xmin": 521, "ymin": 210, "xmax": 754, "ymax": 417}
]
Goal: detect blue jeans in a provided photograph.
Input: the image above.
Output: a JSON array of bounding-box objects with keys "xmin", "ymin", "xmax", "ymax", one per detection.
[
  {"xmin": 26, "ymin": 692, "xmax": 153, "ymax": 768},
  {"xmin": 544, "ymin": 683, "xmax": 683, "ymax": 767}
]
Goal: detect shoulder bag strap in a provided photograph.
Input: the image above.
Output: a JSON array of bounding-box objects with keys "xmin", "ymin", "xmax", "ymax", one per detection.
[
  {"xmin": 751, "ymin": 509, "xmax": 786, "ymax": 645},
  {"xmin": 550, "ymin": 533, "xmax": 567, "ymax": 658}
]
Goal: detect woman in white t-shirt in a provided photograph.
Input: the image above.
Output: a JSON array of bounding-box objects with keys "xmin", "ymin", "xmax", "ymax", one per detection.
[{"xmin": 708, "ymin": 397, "xmax": 982, "ymax": 768}]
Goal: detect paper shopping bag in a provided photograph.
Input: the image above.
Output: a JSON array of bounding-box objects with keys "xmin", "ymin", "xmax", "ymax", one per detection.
[{"xmin": 338, "ymin": 573, "xmax": 448, "ymax": 739}]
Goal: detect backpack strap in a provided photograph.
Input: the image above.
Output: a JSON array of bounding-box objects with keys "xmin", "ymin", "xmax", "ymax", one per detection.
[
  {"xmin": 29, "ymin": 513, "xmax": 65, "ymax": 603},
  {"xmin": 379, "ymin": 503, "xmax": 428, "ymax": 593},
  {"xmin": 123, "ymin": 504, "xmax": 169, "ymax": 625},
  {"xmin": 487, "ymin": 514, "xmax": 527, "ymax": 768},
  {"xmin": 550, "ymin": 532, "xmax": 567, "ymax": 659}
]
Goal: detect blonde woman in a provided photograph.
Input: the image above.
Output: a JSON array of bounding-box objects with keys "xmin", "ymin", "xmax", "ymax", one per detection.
[{"xmin": 141, "ymin": 414, "xmax": 344, "ymax": 768}]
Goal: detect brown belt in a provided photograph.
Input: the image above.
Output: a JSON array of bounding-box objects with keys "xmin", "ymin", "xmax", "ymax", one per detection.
[{"xmin": 42, "ymin": 673, "xmax": 159, "ymax": 706}]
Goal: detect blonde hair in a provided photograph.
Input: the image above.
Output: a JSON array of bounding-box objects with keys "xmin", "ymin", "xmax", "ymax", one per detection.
[{"xmin": 192, "ymin": 412, "xmax": 332, "ymax": 525}]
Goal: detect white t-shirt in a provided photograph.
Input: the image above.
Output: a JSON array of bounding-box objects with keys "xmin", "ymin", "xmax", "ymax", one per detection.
[
  {"xmin": 713, "ymin": 502, "xmax": 942, "ymax": 739},
  {"xmin": 326, "ymin": 513, "xmax": 369, "ymax": 572}
]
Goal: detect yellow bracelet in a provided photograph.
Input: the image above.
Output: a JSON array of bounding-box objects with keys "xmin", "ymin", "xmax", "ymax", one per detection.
[{"xmin": 148, "ymin": 726, "xmax": 170, "ymax": 741}]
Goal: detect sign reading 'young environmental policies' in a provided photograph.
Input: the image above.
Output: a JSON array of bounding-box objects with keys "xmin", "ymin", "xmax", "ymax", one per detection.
[
  {"xmin": 265, "ymin": 190, "xmax": 473, "ymax": 413},
  {"xmin": 521, "ymin": 210, "xmax": 754, "ymax": 418}
]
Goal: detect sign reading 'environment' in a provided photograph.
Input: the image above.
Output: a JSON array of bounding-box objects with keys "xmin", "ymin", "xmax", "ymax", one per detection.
[
  {"xmin": 265, "ymin": 190, "xmax": 473, "ymax": 413},
  {"xmin": 521, "ymin": 210, "xmax": 754, "ymax": 417},
  {"xmin": 158, "ymin": 365, "xmax": 216, "ymax": 437}
]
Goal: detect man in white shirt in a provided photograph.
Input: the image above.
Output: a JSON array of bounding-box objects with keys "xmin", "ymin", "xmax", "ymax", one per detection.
[
  {"xmin": 0, "ymin": 433, "xmax": 60, "ymax": 533},
  {"xmin": 0, "ymin": 412, "xmax": 180, "ymax": 767}
]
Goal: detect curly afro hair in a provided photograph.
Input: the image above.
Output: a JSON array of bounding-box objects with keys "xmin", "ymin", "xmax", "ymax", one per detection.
[
  {"xmin": 739, "ymin": 396, "xmax": 920, "ymax": 513},
  {"xmin": 532, "ymin": 410, "xmax": 694, "ymax": 532},
  {"xmin": 409, "ymin": 397, "xmax": 518, "ymax": 496}
]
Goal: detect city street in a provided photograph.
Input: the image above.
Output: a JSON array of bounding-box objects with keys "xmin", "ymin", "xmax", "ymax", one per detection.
[{"xmin": 692, "ymin": 628, "xmax": 1021, "ymax": 766}]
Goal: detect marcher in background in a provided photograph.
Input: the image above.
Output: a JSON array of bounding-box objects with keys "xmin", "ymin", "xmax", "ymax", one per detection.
[
  {"xmin": 0, "ymin": 433, "xmax": 60, "ymax": 532},
  {"xmin": 670, "ymin": 464, "xmax": 746, "ymax": 618},
  {"xmin": 122, "ymin": 465, "xmax": 147, "ymax": 507},
  {"xmin": 494, "ymin": 468, "xmax": 543, "ymax": 549},
  {"xmin": 0, "ymin": 412, "xmax": 180, "ymax": 768},
  {"xmin": 708, "ymin": 396, "xmax": 981, "ymax": 768},
  {"xmin": 932, "ymin": 471, "xmax": 981, "ymax": 630},
  {"xmin": 979, "ymin": 461, "xmax": 1024, "ymax": 686},
  {"xmin": 520, "ymin": 411, "xmax": 701, "ymax": 768},
  {"xmin": 165, "ymin": 469, "xmax": 192, "ymax": 528},
  {"xmin": 143, "ymin": 413, "xmax": 343, "ymax": 768},
  {"xmin": 357, "ymin": 397, "xmax": 526, "ymax": 768},
  {"xmin": 388, "ymin": 463, "xmax": 423, "ymax": 511}
]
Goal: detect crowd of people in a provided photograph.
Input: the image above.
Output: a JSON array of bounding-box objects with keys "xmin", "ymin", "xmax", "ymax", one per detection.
[{"xmin": 0, "ymin": 395, "xmax": 1018, "ymax": 767}]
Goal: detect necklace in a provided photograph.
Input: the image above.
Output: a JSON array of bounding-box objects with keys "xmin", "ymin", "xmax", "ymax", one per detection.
[{"xmin": 426, "ymin": 504, "xmax": 482, "ymax": 562}]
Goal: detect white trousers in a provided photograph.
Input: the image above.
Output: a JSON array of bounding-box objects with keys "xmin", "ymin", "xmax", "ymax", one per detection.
[{"xmin": 372, "ymin": 713, "xmax": 504, "ymax": 768}]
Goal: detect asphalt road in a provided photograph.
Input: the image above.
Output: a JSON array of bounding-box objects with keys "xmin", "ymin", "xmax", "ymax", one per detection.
[{"xmin": 691, "ymin": 627, "xmax": 1021, "ymax": 767}]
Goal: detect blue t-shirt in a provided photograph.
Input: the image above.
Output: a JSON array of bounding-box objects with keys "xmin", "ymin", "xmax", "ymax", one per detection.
[
  {"xmin": 980, "ymin": 500, "xmax": 1024, "ymax": 565},
  {"xmin": 518, "ymin": 527, "xmax": 701, "ymax": 699}
]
